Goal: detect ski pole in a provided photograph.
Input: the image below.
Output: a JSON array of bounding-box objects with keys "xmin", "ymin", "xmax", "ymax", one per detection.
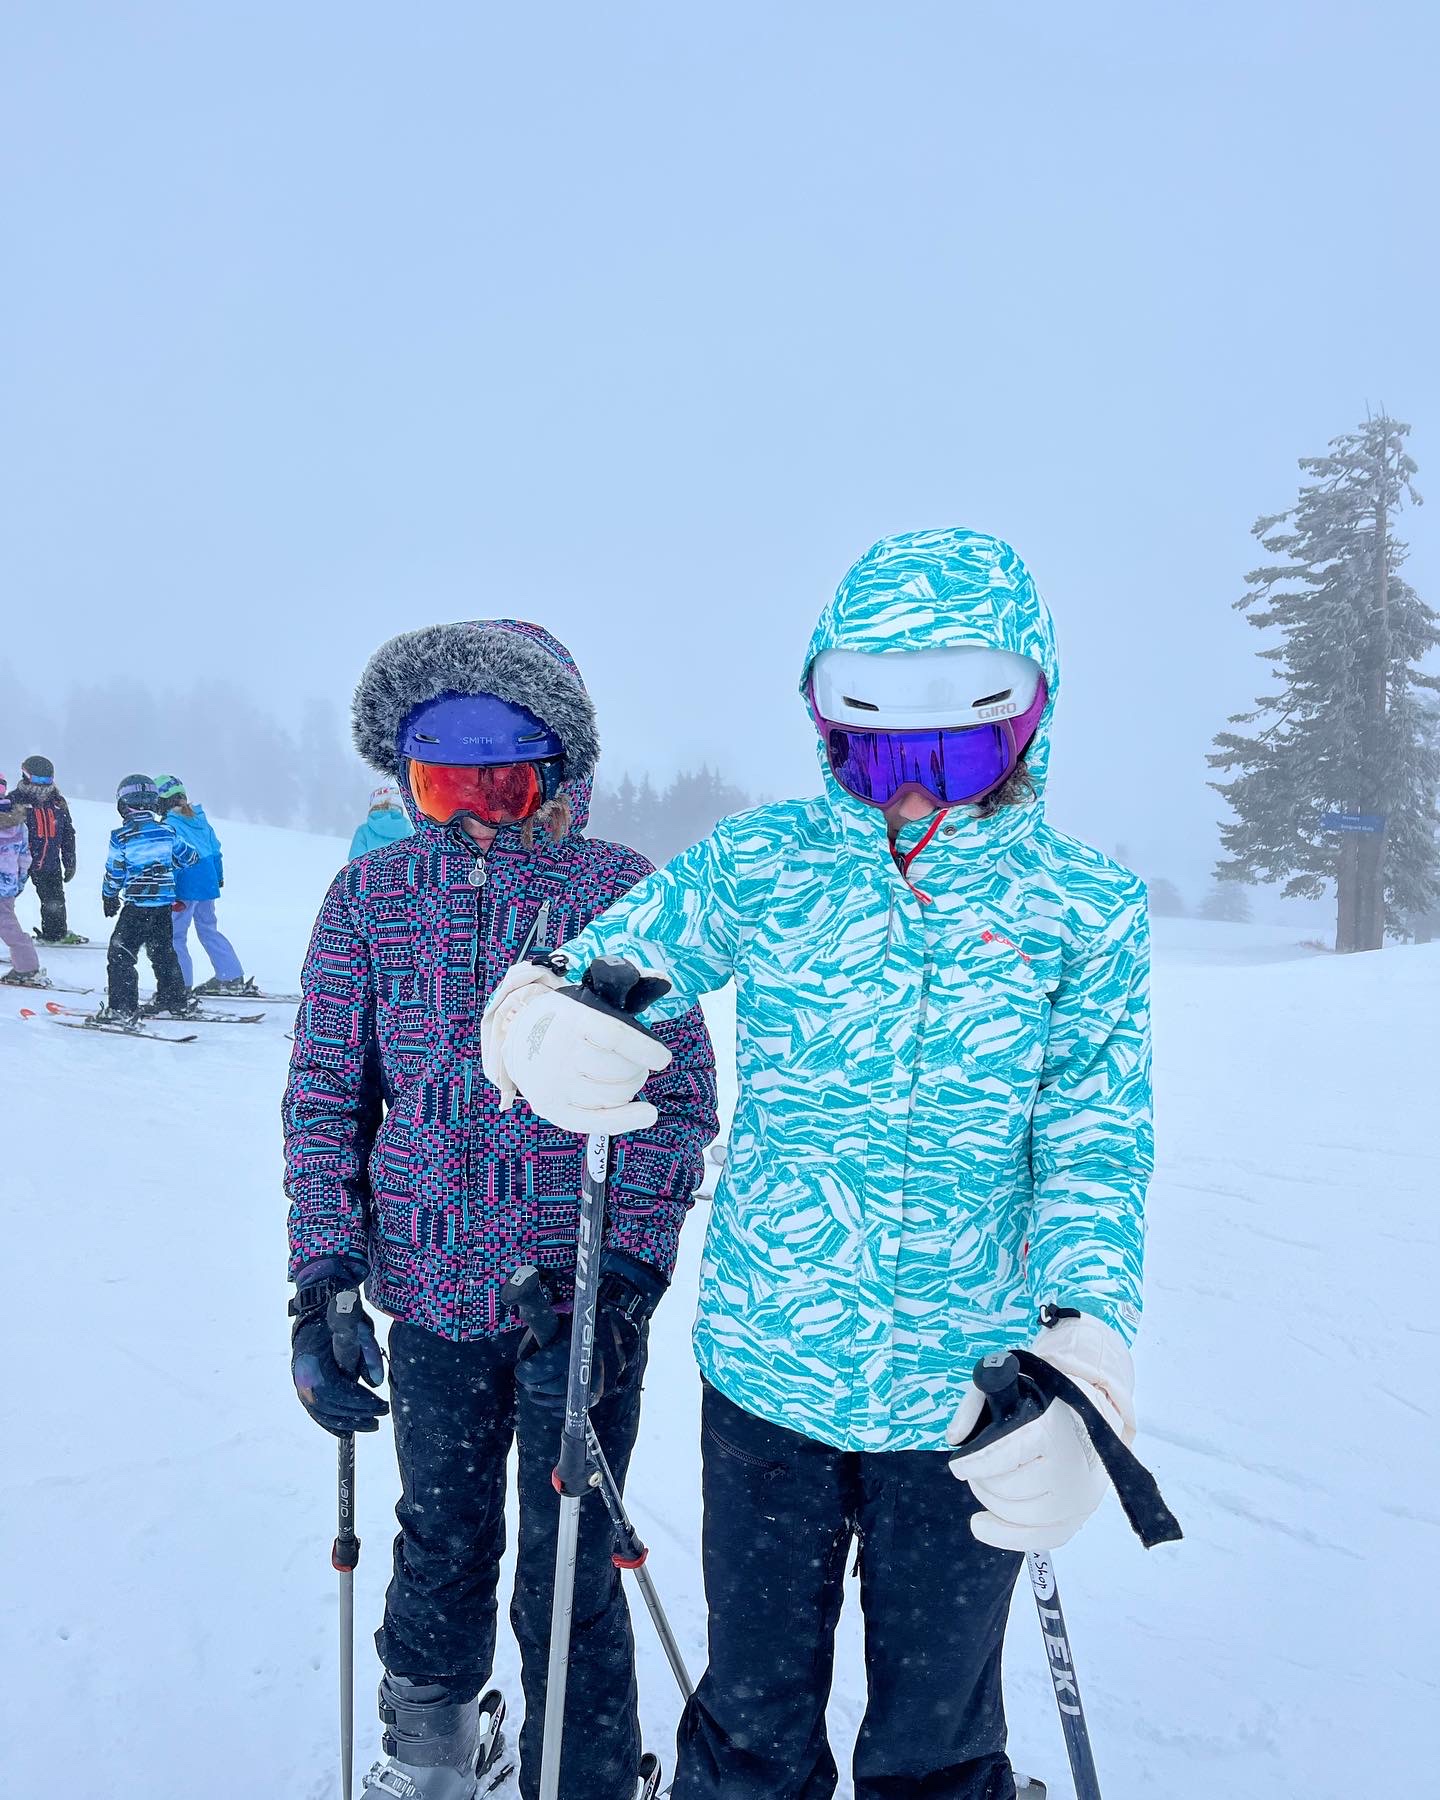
[
  {"xmin": 333, "ymin": 1432, "xmax": 361, "ymax": 1800},
  {"xmin": 514, "ymin": 957, "xmax": 676, "ymax": 1800},
  {"xmin": 971, "ymin": 1354, "xmax": 1103, "ymax": 1800},
  {"xmin": 585, "ymin": 1424, "xmax": 694, "ymax": 1700},
  {"xmin": 537, "ymin": 1129, "xmax": 611, "ymax": 1800},
  {"xmin": 502, "ymin": 1264, "xmax": 694, "ymax": 1701}
]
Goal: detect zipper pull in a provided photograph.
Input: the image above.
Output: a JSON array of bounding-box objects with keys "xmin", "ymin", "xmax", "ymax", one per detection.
[
  {"xmin": 535, "ymin": 899, "xmax": 551, "ymax": 947},
  {"xmin": 467, "ymin": 850, "xmax": 487, "ymax": 889}
]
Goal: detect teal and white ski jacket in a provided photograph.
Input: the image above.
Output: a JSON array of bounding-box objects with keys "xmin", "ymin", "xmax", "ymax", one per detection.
[{"xmin": 562, "ymin": 528, "xmax": 1153, "ymax": 1452}]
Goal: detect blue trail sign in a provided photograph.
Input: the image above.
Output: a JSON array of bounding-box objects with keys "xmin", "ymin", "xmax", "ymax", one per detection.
[{"xmin": 1320, "ymin": 813, "xmax": 1386, "ymax": 835}]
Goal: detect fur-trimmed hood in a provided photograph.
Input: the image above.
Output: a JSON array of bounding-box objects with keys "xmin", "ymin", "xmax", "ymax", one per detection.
[{"xmin": 352, "ymin": 620, "xmax": 599, "ymax": 833}]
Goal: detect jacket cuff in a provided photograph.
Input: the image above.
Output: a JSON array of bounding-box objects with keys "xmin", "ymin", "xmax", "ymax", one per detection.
[{"xmin": 599, "ymin": 1248, "xmax": 668, "ymax": 1316}]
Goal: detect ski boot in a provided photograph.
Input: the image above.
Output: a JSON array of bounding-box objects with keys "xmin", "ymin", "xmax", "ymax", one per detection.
[
  {"xmin": 0, "ymin": 968, "xmax": 51, "ymax": 988},
  {"xmin": 193, "ymin": 974, "xmax": 255, "ymax": 997},
  {"xmin": 362, "ymin": 1679, "xmax": 508, "ymax": 1799},
  {"xmin": 33, "ymin": 930, "xmax": 89, "ymax": 946},
  {"xmin": 88, "ymin": 1006, "xmax": 141, "ymax": 1032},
  {"xmin": 1015, "ymin": 1778, "xmax": 1047, "ymax": 1797},
  {"xmin": 145, "ymin": 994, "xmax": 203, "ymax": 1021},
  {"xmin": 636, "ymin": 1752, "xmax": 663, "ymax": 1798}
]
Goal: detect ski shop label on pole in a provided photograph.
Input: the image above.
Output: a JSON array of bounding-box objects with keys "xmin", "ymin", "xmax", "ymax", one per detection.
[
  {"xmin": 1028, "ymin": 1553, "xmax": 1082, "ymax": 1718},
  {"xmin": 957, "ymin": 1349, "xmax": 1182, "ymax": 1800}
]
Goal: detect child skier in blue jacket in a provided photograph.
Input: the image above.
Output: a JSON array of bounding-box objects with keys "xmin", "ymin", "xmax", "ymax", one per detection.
[
  {"xmin": 100, "ymin": 775, "xmax": 200, "ymax": 1027},
  {"xmin": 154, "ymin": 775, "xmax": 249, "ymax": 995},
  {"xmin": 348, "ymin": 782, "xmax": 415, "ymax": 859}
]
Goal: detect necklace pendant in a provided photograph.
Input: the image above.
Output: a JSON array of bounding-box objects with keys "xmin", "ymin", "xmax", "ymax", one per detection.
[{"xmin": 468, "ymin": 858, "xmax": 487, "ymax": 889}]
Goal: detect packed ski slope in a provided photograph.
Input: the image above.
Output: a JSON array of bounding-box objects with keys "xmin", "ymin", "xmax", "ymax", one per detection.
[{"xmin": 2, "ymin": 800, "xmax": 1433, "ymax": 1800}]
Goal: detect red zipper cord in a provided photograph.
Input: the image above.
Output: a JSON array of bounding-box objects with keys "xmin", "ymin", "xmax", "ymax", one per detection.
[{"xmin": 894, "ymin": 811, "xmax": 947, "ymax": 906}]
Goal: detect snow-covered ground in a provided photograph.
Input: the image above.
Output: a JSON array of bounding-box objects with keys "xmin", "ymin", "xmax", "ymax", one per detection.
[{"xmin": 2, "ymin": 801, "xmax": 1434, "ymax": 1799}]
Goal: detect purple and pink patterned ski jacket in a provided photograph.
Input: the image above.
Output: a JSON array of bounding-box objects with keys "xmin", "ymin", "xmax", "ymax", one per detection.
[{"xmin": 282, "ymin": 625, "xmax": 718, "ymax": 1343}]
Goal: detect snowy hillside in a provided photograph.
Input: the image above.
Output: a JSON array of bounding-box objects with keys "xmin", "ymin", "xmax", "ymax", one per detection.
[{"xmin": 1, "ymin": 803, "xmax": 1432, "ymax": 1799}]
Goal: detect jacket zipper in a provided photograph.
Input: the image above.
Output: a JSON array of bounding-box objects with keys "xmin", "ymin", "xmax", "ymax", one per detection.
[
  {"xmin": 464, "ymin": 837, "xmax": 490, "ymax": 1334},
  {"xmin": 516, "ymin": 898, "xmax": 551, "ymax": 961}
]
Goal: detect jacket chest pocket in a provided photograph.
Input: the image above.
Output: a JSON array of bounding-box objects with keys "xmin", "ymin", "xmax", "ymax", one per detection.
[{"xmin": 926, "ymin": 958, "xmax": 1050, "ymax": 1087}]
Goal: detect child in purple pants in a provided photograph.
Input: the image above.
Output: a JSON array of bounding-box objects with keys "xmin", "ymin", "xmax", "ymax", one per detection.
[{"xmin": 0, "ymin": 775, "xmax": 45, "ymax": 987}]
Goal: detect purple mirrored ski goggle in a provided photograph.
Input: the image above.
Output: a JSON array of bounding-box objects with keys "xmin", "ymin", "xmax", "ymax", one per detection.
[{"xmin": 809, "ymin": 674, "xmax": 1048, "ymax": 809}]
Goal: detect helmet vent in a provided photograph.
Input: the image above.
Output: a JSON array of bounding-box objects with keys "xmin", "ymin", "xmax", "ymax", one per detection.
[
  {"xmin": 972, "ymin": 688, "xmax": 1013, "ymax": 708},
  {"xmin": 841, "ymin": 695, "xmax": 881, "ymax": 712},
  {"xmin": 414, "ymin": 732, "xmax": 441, "ymax": 744}
]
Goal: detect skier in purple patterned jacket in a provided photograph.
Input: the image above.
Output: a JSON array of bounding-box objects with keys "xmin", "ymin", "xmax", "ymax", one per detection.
[{"xmin": 283, "ymin": 619, "xmax": 718, "ymax": 1800}]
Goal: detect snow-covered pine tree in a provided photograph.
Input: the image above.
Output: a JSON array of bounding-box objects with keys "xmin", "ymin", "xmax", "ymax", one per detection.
[
  {"xmin": 1145, "ymin": 876, "xmax": 1187, "ymax": 918},
  {"xmin": 1198, "ymin": 881, "xmax": 1253, "ymax": 923},
  {"xmin": 1209, "ymin": 413, "xmax": 1439, "ymax": 951}
]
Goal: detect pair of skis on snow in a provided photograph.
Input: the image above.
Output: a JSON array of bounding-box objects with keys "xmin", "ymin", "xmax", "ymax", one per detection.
[{"xmin": 18, "ymin": 990, "xmax": 299, "ymax": 1043}]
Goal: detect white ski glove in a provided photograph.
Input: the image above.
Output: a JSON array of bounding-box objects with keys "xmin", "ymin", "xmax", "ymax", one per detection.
[
  {"xmin": 946, "ymin": 1311, "xmax": 1136, "ymax": 1552},
  {"xmin": 481, "ymin": 961, "xmax": 565, "ymax": 1109},
  {"xmin": 480, "ymin": 959, "xmax": 672, "ymax": 1135}
]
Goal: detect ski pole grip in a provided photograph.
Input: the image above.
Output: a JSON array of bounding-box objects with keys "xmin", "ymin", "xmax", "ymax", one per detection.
[
  {"xmin": 502, "ymin": 1266, "xmax": 563, "ymax": 1349},
  {"xmin": 953, "ymin": 1351, "xmax": 1049, "ymax": 1459},
  {"xmin": 570, "ymin": 958, "xmax": 673, "ymax": 1039},
  {"xmin": 974, "ymin": 1352, "xmax": 1029, "ymax": 1421}
]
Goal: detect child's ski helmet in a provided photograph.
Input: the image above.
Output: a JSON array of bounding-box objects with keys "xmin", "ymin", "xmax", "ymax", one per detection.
[
  {"xmin": 115, "ymin": 773, "xmax": 160, "ymax": 817},
  {"xmin": 396, "ymin": 690, "xmax": 565, "ymax": 769}
]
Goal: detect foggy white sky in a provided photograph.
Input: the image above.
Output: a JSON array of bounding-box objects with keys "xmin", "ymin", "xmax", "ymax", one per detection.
[{"xmin": 4, "ymin": 1, "xmax": 1436, "ymax": 905}]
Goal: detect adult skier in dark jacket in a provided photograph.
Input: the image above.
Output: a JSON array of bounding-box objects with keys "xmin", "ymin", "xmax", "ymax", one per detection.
[
  {"xmin": 283, "ymin": 618, "xmax": 718, "ymax": 1800},
  {"xmin": 11, "ymin": 756, "xmax": 80, "ymax": 944}
]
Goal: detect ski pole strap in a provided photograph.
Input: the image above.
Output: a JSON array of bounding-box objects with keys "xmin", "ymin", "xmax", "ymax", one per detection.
[{"xmin": 1009, "ymin": 1350, "xmax": 1183, "ymax": 1549}]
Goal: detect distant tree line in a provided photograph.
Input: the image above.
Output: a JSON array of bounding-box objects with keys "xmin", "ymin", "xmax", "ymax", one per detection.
[
  {"xmin": 1, "ymin": 667, "xmax": 759, "ymax": 859},
  {"xmin": 1, "ymin": 672, "xmax": 379, "ymax": 838},
  {"xmin": 1141, "ymin": 876, "xmax": 1252, "ymax": 922},
  {"xmin": 590, "ymin": 765, "xmax": 754, "ymax": 866}
]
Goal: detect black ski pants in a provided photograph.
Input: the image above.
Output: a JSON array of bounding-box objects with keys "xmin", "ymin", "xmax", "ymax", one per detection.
[
  {"xmin": 377, "ymin": 1318, "xmax": 648, "ymax": 1800},
  {"xmin": 107, "ymin": 903, "xmax": 188, "ymax": 1014},
  {"xmin": 31, "ymin": 865, "xmax": 69, "ymax": 941},
  {"xmin": 673, "ymin": 1381, "xmax": 1022, "ymax": 1800}
]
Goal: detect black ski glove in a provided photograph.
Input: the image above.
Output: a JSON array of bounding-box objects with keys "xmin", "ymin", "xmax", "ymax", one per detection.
[
  {"xmin": 102, "ymin": 894, "xmax": 120, "ymax": 918},
  {"xmin": 290, "ymin": 1278, "xmax": 389, "ymax": 1438},
  {"xmin": 515, "ymin": 1254, "xmax": 664, "ymax": 1411}
]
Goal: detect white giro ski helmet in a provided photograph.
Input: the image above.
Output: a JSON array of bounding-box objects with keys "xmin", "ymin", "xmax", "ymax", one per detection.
[{"xmin": 808, "ymin": 645, "xmax": 1046, "ymax": 731}]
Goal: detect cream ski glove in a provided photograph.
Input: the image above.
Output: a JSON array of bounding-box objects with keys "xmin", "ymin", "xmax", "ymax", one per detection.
[
  {"xmin": 946, "ymin": 1309, "xmax": 1136, "ymax": 1552},
  {"xmin": 481, "ymin": 957, "xmax": 672, "ymax": 1135}
]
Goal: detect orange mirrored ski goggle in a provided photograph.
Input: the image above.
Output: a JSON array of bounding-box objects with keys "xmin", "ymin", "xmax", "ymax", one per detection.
[{"xmin": 407, "ymin": 757, "xmax": 562, "ymax": 826}]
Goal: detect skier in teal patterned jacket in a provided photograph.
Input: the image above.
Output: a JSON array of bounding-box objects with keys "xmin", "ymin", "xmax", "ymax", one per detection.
[{"xmin": 485, "ymin": 528, "xmax": 1154, "ymax": 1800}]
